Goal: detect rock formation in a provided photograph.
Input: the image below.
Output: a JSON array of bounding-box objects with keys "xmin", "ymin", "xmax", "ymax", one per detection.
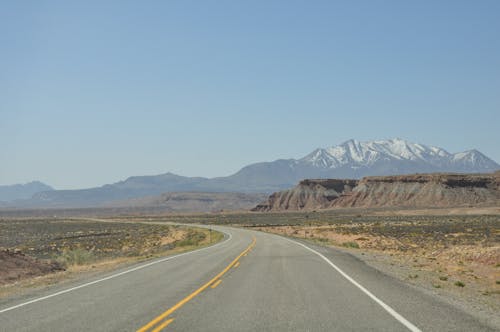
[
  {"xmin": 252, "ymin": 179, "xmax": 358, "ymax": 211},
  {"xmin": 253, "ymin": 172, "xmax": 500, "ymax": 211}
]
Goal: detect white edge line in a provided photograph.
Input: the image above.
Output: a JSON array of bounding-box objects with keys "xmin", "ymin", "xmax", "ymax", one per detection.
[
  {"xmin": 284, "ymin": 237, "xmax": 422, "ymax": 332},
  {"xmin": 0, "ymin": 229, "xmax": 232, "ymax": 314}
]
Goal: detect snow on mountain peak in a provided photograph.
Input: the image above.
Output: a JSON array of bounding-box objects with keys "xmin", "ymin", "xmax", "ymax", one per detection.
[
  {"xmin": 300, "ymin": 139, "xmax": 497, "ymax": 172},
  {"xmin": 451, "ymin": 149, "xmax": 497, "ymax": 170},
  {"xmin": 453, "ymin": 149, "xmax": 479, "ymax": 160}
]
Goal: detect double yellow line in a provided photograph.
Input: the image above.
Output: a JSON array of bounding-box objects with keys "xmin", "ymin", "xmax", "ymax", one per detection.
[{"xmin": 137, "ymin": 236, "xmax": 256, "ymax": 332}]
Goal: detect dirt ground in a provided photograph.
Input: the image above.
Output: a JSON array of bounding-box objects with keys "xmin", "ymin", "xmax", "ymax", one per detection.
[
  {"xmin": 0, "ymin": 250, "xmax": 64, "ymax": 285},
  {"xmin": 0, "ymin": 218, "xmax": 220, "ymax": 296}
]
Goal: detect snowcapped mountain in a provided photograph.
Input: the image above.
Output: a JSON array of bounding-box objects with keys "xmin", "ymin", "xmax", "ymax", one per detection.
[
  {"xmin": 299, "ymin": 138, "xmax": 496, "ymax": 172},
  {"xmin": 450, "ymin": 149, "xmax": 499, "ymax": 171},
  {"xmin": 10, "ymin": 138, "xmax": 499, "ymax": 208},
  {"xmin": 219, "ymin": 138, "xmax": 499, "ymax": 193}
]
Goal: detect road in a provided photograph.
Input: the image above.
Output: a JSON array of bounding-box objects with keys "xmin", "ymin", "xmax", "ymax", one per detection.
[{"xmin": 0, "ymin": 225, "xmax": 497, "ymax": 331}]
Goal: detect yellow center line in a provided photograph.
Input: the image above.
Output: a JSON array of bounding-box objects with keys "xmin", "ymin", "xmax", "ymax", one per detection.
[
  {"xmin": 137, "ymin": 236, "xmax": 256, "ymax": 332},
  {"xmin": 151, "ymin": 318, "xmax": 174, "ymax": 332},
  {"xmin": 234, "ymin": 261, "xmax": 240, "ymax": 268},
  {"xmin": 210, "ymin": 279, "xmax": 222, "ymax": 289}
]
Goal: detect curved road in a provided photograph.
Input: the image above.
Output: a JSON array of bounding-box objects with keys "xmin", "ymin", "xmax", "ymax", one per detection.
[{"xmin": 0, "ymin": 226, "xmax": 496, "ymax": 331}]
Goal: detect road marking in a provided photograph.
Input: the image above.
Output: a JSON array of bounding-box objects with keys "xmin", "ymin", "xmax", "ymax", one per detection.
[
  {"xmin": 0, "ymin": 231, "xmax": 232, "ymax": 315},
  {"xmin": 286, "ymin": 238, "xmax": 422, "ymax": 332},
  {"xmin": 211, "ymin": 279, "xmax": 222, "ymax": 289},
  {"xmin": 151, "ymin": 318, "xmax": 174, "ymax": 332},
  {"xmin": 234, "ymin": 261, "xmax": 240, "ymax": 268},
  {"xmin": 138, "ymin": 237, "xmax": 256, "ymax": 332}
]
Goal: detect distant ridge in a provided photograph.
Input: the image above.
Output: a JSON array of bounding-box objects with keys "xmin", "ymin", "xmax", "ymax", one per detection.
[
  {"xmin": 104, "ymin": 192, "xmax": 268, "ymax": 213},
  {"xmin": 5, "ymin": 139, "xmax": 499, "ymax": 208},
  {"xmin": 0, "ymin": 181, "xmax": 53, "ymax": 202}
]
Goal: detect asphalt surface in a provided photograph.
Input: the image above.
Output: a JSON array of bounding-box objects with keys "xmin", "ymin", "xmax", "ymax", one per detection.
[{"xmin": 0, "ymin": 226, "xmax": 497, "ymax": 332}]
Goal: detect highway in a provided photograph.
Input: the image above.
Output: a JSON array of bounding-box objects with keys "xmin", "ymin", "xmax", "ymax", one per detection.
[{"xmin": 0, "ymin": 226, "xmax": 496, "ymax": 331}]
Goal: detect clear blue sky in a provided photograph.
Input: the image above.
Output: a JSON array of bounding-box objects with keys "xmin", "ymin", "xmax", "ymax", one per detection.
[{"xmin": 1, "ymin": 1, "xmax": 499, "ymax": 189}]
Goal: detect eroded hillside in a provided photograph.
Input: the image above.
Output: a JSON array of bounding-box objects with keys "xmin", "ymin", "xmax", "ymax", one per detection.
[{"xmin": 253, "ymin": 172, "xmax": 500, "ymax": 211}]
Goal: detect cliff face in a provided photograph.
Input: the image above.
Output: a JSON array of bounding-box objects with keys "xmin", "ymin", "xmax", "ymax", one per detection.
[
  {"xmin": 252, "ymin": 179, "xmax": 358, "ymax": 211},
  {"xmin": 253, "ymin": 172, "xmax": 500, "ymax": 211}
]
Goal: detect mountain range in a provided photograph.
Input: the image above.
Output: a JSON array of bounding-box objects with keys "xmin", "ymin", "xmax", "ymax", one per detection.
[
  {"xmin": 2, "ymin": 138, "xmax": 499, "ymax": 208},
  {"xmin": 0, "ymin": 181, "xmax": 53, "ymax": 202}
]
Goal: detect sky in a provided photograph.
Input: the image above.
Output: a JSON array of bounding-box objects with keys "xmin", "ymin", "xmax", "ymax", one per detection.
[{"xmin": 1, "ymin": 1, "xmax": 499, "ymax": 189}]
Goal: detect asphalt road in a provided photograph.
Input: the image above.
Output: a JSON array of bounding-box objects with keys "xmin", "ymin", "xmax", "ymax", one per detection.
[{"xmin": 0, "ymin": 226, "xmax": 497, "ymax": 331}]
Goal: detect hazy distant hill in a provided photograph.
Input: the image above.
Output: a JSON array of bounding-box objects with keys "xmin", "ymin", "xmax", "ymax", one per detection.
[
  {"xmin": 105, "ymin": 192, "xmax": 268, "ymax": 213},
  {"xmin": 0, "ymin": 181, "xmax": 53, "ymax": 202},
  {"xmin": 27, "ymin": 173, "xmax": 209, "ymax": 208},
  {"xmin": 8, "ymin": 138, "xmax": 499, "ymax": 208}
]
